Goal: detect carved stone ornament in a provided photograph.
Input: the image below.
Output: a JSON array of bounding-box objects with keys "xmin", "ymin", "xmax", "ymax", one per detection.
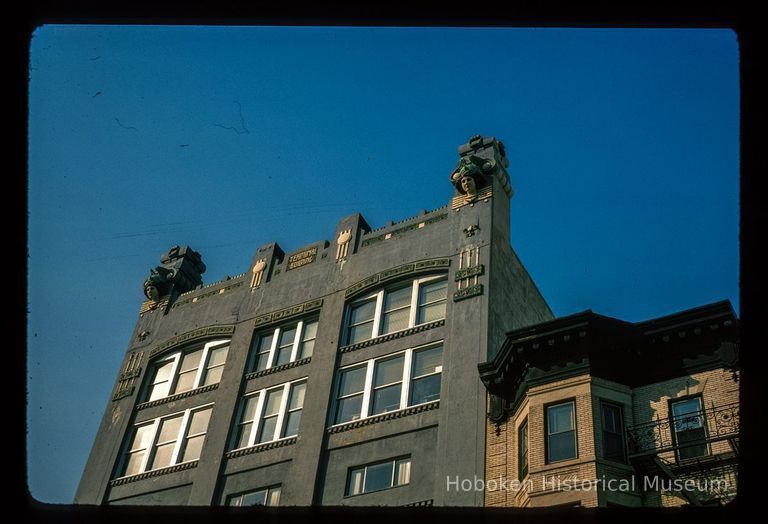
[
  {"xmin": 449, "ymin": 154, "xmax": 496, "ymax": 197},
  {"xmin": 336, "ymin": 228, "xmax": 352, "ymax": 261},
  {"xmin": 250, "ymin": 258, "xmax": 267, "ymax": 288},
  {"xmin": 143, "ymin": 267, "xmax": 175, "ymax": 301}
]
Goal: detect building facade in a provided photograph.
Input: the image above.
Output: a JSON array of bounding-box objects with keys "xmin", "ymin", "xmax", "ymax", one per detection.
[
  {"xmin": 479, "ymin": 300, "xmax": 739, "ymax": 507},
  {"xmin": 75, "ymin": 135, "xmax": 553, "ymax": 506}
]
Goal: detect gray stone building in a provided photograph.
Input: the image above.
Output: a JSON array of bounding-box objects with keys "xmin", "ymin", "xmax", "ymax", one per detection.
[{"xmin": 75, "ymin": 135, "xmax": 553, "ymax": 506}]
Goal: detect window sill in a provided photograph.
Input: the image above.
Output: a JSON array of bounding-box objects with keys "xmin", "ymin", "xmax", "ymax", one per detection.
[
  {"xmin": 340, "ymin": 320, "xmax": 445, "ymax": 353},
  {"xmin": 136, "ymin": 383, "xmax": 220, "ymax": 411},
  {"xmin": 343, "ymin": 482, "xmax": 409, "ymax": 499},
  {"xmin": 110, "ymin": 460, "xmax": 199, "ymax": 486},
  {"xmin": 245, "ymin": 357, "xmax": 312, "ymax": 381},
  {"xmin": 225, "ymin": 436, "xmax": 298, "ymax": 459},
  {"xmin": 327, "ymin": 400, "xmax": 440, "ymax": 434}
]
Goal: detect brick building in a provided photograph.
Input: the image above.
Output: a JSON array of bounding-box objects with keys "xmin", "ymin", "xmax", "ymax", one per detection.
[{"xmin": 479, "ymin": 300, "xmax": 739, "ymax": 507}]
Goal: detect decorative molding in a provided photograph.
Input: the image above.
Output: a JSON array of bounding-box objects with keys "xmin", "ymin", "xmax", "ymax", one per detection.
[
  {"xmin": 339, "ymin": 320, "xmax": 445, "ymax": 353},
  {"xmin": 172, "ymin": 281, "xmax": 244, "ymax": 309},
  {"xmin": 253, "ymin": 299, "xmax": 323, "ymax": 328},
  {"xmin": 287, "ymin": 246, "xmax": 318, "ymax": 271},
  {"xmin": 336, "ymin": 228, "xmax": 352, "ymax": 261},
  {"xmin": 360, "ymin": 213, "xmax": 448, "ymax": 247},
  {"xmin": 463, "ymin": 224, "xmax": 480, "ymax": 237},
  {"xmin": 451, "ymin": 186, "xmax": 492, "ymax": 210},
  {"xmin": 453, "ymin": 284, "xmax": 483, "ymax": 301},
  {"xmin": 225, "ymin": 437, "xmax": 298, "ymax": 459},
  {"xmin": 245, "ymin": 357, "xmax": 312, "ymax": 380},
  {"xmin": 112, "ymin": 351, "xmax": 144, "ymax": 402},
  {"xmin": 109, "ymin": 461, "xmax": 199, "ymax": 487},
  {"xmin": 326, "ymin": 401, "xmax": 439, "ymax": 434},
  {"xmin": 455, "ymin": 264, "xmax": 484, "ymax": 281},
  {"xmin": 345, "ymin": 258, "xmax": 451, "ymax": 299},
  {"xmin": 149, "ymin": 325, "xmax": 235, "ymax": 358},
  {"xmin": 135, "ymin": 383, "xmax": 219, "ymax": 411},
  {"xmin": 250, "ymin": 258, "xmax": 267, "ymax": 288},
  {"xmin": 139, "ymin": 297, "xmax": 169, "ymax": 315},
  {"xmin": 403, "ymin": 500, "xmax": 434, "ymax": 507}
]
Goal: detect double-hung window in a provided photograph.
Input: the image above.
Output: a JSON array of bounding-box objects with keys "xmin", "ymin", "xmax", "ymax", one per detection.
[
  {"xmin": 120, "ymin": 405, "xmax": 213, "ymax": 477},
  {"xmin": 227, "ymin": 485, "xmax": 282, "ymax": 506},
  {"xmin": 344, "ymin": 275, "xmax": 447, "ymax": 345},
  {"xmin": 346, "ymin": 456, "xmax": 411, "ymax": 496},
  {"xmin": 232, "ymin": 380, "xmax": 306, "ymax": 450},
  {"xmin": 601, "ymin": 402, "xmax": 626, "ymax": 462},
  {"xmin": 249, "ymin": 318, "xmax": 318, "ymax": 373},
  {"xmin": 671, "ymin": 396, "xmax": 709, "ymax": 461},
  {"xmin": 546, "ymin": 401, "xmax": 577, "ymax": 463},
  {"xmin": 144, "ymin": 340, "xmax": 230, "ymax": 402},
  {"xmin": 333, "ymin": 344, "xmax": 443, "ymax": 425}
]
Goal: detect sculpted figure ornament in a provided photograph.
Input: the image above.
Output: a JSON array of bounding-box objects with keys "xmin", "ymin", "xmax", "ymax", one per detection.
[
  {"xmin": 143, "ymin": 266, "xmax": 175, "ymax": 301},
  {"xmin": 449, "ymin": 154, "xmax": 496, "ymax": 199},
  {"xmin": 250, "ymin": 258, "xmax": 267, "ymax": 288}
]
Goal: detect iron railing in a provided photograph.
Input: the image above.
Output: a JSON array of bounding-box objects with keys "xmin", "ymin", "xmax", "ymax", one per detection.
[{"xmin": 626, "ymin": 402, "xmax": 739, "ymax": 457}]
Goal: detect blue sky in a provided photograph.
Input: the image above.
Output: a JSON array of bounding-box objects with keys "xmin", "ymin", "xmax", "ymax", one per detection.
[{"xmin": 27, "ymin": 26, "xmax": 739, "ymax": 503}]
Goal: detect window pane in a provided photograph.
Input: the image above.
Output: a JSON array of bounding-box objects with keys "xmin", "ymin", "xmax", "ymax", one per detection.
[
  {"xmin": 349, "ymin": 300, "xmax": 376, "ymax": 325},
  {"xmin": 548, "ymin": 431, "xmax": 576, "ymax": 462},
  {"xmin": 419, "ymin": 279, "xmax": 447, "ymax": 304},
  {"xmin": 372, "ymin": 384, "xmax": 402, "ymax": 415},
  {"xmin": 267, "ymin": 487, "xmax": 281, "ymax": 506},
  {"xmin": 412, "ymin": 347, "xmax": 442, "ymax": 378},
  {"xmin": 364, "ymin": 462, "xmax": 394, "ymax": 493},
  {"xmin": 336, "ymin": 395, "xmax": 363, "ymax": 424},
  {"xmin": 181, "ymin": 434, "xmax": 205, "ymax": 462},
  {"xmin": 548, "ymin": 403, "xmax": 574, "ymax": 434},
  {"xmin": 174, "ymin": 371, "xmax": 196, "ymax": 393},
  {"xmin": 236, "ymin": 422, "xmax": 253, "ymax": 449},
  {"xmin": 339, "ymin": 367, "xmax": 367, "ymax": 396},
  {"xmin": 347, "ymin": 468, "xmax": 364, "ymax": 496},
  {"xmin": 208, "ymin": 346, "xmax": 229, "ymax": 367},
  {"xmin": 417, "ymin": 301, "xmax": 447, "ymax": 324},
  {"xmin": 242, "ymin": 395, "xmax": 260, "ymax": 423},
  {"xmin": 150, "ymin": 443, "xmax": 175, "ymax": 469},
  {"xmin": 202, "ymin": 365, "xmax": 224, "ymax": 386},
  {"xmin": 381, "ymin": 307, "xmax": 410, "ymax": 334},
  {"xmin": 274, "ymin": 345, "xmax": 292, "ymax": 366},
  {"xmin": 130, "ymin": 424, "xmax": 154, "ymax": 451},
  {"xmin": 602, "ymin": 404, "xmax": 620, "ymax": 433},
  {"xmin": 241, "ymin": 490, "xmax": 267, "ymax": 506},
  {"xmin": 258, "ymin": 417, "xmax": 278, "ymax": 443},
  {"xmin": 348, "ymin": 322, "xmax": 374, "ymax": 344},
  {"xmin": 284, "ymin": 411, "xmax": 301, "ymax": 437},
  {"xmin": 179, "ymin": 349, "xmax": 203, "ymax": 373},
  {"xmin": 253, "ymin": 352, "xmax": 270, "ymax": 372},
  {"xmin": 153, "ymin": 360, "xmax": 174, "ymax": 384},
  {"xmin": 188, "ymin": 408, "xmax": 212, "ymax": 436},
  {"xmin": 279, "ymin": 327, "xmax": 297, "ymax": 348},
  {"xmin": 374, "ymin": 356, "xmax": 404, "ymax": 387},
  {"xmin": 395, "ymin": 459, "xmax": 411, "ymax": 486},
  {"xmin": 303, "ymin": 321, "xmax": 318, "ymax": 341},
  {"xmin": 604, "ymin": 433, "xmax": 624, "ymax": 461},
  {"xmin": 384, "ymin": 286, "xmax": 412, "ymax": 311},
  {"xmin": 409, "ymin": 374, "xmax": 441, "ymax": 405},
  {"xmin": 672, "ymin": 398, "xmax": 704, "ymax": 431},
  {"xmin": 289, "ymin": 383, "xmax": 306, "ymax": 410},
  {"xmin": 157, "ymin": 416, "xmax": 183, "ymax": 443},
  {"xmin": 299, "ymin": 338, "xmax": 315, "ymax": 359},
  {"xmin": 124, "ymin": 452, "xmax": 145, "ymax": 476},
  {"xmin": 264, "ymin": 389, "xmax": 284, "ymax": 416},
  {"xmin": 258, "ymin": 333, "xmax": 274, "ymax": 352}
]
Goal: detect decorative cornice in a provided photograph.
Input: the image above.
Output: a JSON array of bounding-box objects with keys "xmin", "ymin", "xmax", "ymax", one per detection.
[
  {"xmin": 360, "ymin": 213, "xmax": 448, "ymax": 248},
  {"xmin": 345, "ymin": 258, "xmax": 451, "ymax": 299},
  {"xmin": 225, "ymin": 437, "xmax": 298, "ymax": 459},
  {"xmin": 245, "ymin": 357, "xmax": 312, "ymax": 380},
  {"xmin": 172, "ymin": 280, "xmax": 245, "ymax": 309},
  {"xmin": 135, "ymin": 383, "xmax": 219, "ymax": 411},
  {"xmin": 453, "ymin": 284, "xmax": 483, "ymax": 301},
  {"xmin": 326, "ymin": 401, "xmax": 439, "ymax": 434},
  {"xmin": 109, "ymin": 461, "xmax": 198, "ymax": 487},
  {"xmin": 253, "ymin": 299, "xmax": 323, "ymax": 328},
  {"xmin": 149, "ymin": 325, "xmax": 235, "ymax": 358},
  {"xmin": 403, "ymin": 499, "xmax": 434, "ymax": 507},
  {"xmin": 339, "ymin": 320, "xmax": 445, "ymax": 353},
  {"xmin": 455, "ymin": 264, "xmax": 484, "ymax": 281}
]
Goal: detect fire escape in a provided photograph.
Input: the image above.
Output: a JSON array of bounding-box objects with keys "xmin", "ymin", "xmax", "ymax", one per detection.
[{"xmin": 625, "ymin": 402, "xmax": 739, "ymax": 506}]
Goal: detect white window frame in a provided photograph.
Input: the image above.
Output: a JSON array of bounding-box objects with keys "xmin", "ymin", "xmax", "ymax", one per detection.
[
  {"xmin": 227, "ymin": 485, "xmax": 282, "ymax": 506},
  {"xmin": 143, "ymin": 339, "xmax": 231, "ymax": 402},
  {"xmin": 249, "ymin": 318, "xmax": 319, "ymax": 373},
  {"xmin": 330, "ymin": 342, "xmax": 443, "ymax": 427},
  {"xmin": 231, "ymin": 378, "xmax": 307, "ymax": 450},
  {"xmin": 345, "ymin": 456, "xmax": 411, "ymax": 497},
  {"xmin": 343, "ymin": 274, "xmax": 447, "ymax": 345},
  {"xmin": 117, "ymin": 403, "xmax": 214, "ymax": 479}
]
